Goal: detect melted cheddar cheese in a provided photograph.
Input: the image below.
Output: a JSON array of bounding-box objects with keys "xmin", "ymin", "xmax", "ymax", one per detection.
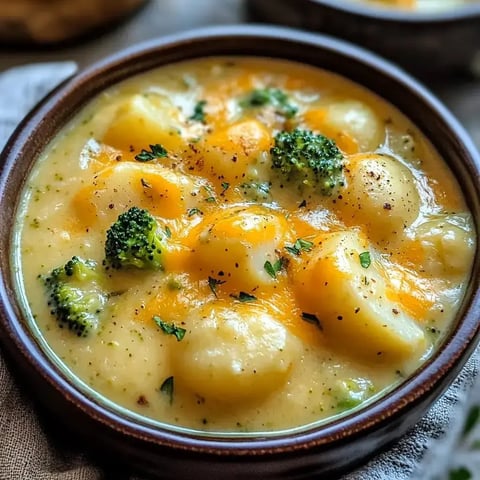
[{"xmin": 15, "ymin": 57, "xmax": 475, "ymax": 434}]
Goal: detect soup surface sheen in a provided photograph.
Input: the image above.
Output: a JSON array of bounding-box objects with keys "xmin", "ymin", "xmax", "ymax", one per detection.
[{"xmin": 16, "ymin": 57, "xmax": 475, "ymax": 434}]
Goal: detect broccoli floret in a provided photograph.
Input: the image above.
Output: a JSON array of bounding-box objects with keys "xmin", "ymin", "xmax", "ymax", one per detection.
[
  {"xmin": 43, "ymin": 256, "xmax": 107, "ymax": 337},
  {"xmin": 270, "ymin": 128, "xmax": 345, "ymax": 195},
  {"xmin": 240, "ymin": 88, "xmax": 297, "ymax": 118},
  {"xmin": 104, "ymin": 206, "xmax": 166, "ymax": 270}
]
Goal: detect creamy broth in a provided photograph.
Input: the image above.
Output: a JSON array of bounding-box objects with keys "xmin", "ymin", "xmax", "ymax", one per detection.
[
  {"xmin": 15, "ymin": 58, "xmax": 475, "ymax": 433},
  {"xmin": 355, "ymin": 0, "xmax": 476, "ymax": 10}
]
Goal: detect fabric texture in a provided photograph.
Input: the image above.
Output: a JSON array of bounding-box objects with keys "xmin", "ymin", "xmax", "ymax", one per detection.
[
  {"xmin": 0, "ymin": 62, "xmax": 102, "ymax": 480},
  {"xmin": 0, "ymin": 62, "xmax": 479, "ymax": 480}
]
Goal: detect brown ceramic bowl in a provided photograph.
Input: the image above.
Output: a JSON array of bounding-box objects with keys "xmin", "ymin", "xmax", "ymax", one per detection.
[
  {"xmin": 0, "ymin": 25, "xmax": 480, "ymax": 479},
  {"xmin": 247, "ymin": 0, "xmax": 480, "ymax": 75}
]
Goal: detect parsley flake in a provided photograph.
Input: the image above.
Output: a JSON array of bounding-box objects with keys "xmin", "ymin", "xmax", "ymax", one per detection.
[
  {"xmin": 221, "ymin": 182, "xmax": 230, "ymax": 193},
  {"xmin": 190, "ymin": 100, "xmax": 207, "ymax": 123},
  {"xmin": 230, "ymin": 291, "xmax": 257, "ymax": 302},
  {"xmin": 203, "ymin": 185, "xmax": 216, "ymax": 203},
  {"xmin": 359, "ymin": 251, "xmax": 371, "ymax": 269},
  {"xmin": 187, "ymin": 207, "xmax": 203, "ymax": 217},
  {"xmin": 153, "ymin": 316, "xmax": 186, "ymax": 342},
  {"xmin": 164, "ymin": 226, "xmax": 172, "ymax": 238},
  {"xmin": 240, "ymin": 88, "xmax": 297, "ymax": 118},
  {"xmin": 285, "ymin": 238, "xmax": 314, "ymax": 256},
  {"xmin": 208, "ymin": 276, "xmax": 226, "ymax": 297},
  {"xmin": 135, "ymin": 144, "xmax": 167, "ymax": 162},
  {"xmin": 160, "ymin": 376, "xmax": 174, "ymax": 405},
  {"xmin": 264, "ymin": 258, "xmax": 285, "ymax": 279}
]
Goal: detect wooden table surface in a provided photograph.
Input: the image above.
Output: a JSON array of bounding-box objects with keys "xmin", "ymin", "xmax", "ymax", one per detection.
[{"xmin": 0, "ymin": 0, "xmax": 478, "ymax": 150}]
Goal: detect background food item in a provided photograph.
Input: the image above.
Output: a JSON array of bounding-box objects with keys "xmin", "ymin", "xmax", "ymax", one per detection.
[
  {"xmin": 361, "ymin": 0, "xmax": 476, "ymax": 10},
  {"xmin": 0, "ymin": 0, "xmax": 146, "ymax": 45},
  {"xmin": 247, "ymin": 0, "xmax": 480, "ymax": 75}
]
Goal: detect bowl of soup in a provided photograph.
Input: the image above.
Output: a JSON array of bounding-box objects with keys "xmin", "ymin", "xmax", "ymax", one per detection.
[
  {"xmin": 248, "ymin": 0, "xmax": 480, "ymax": 74},
  {"xmin": 0, "ymin": 25, "xmax": 479, "ymax": 479}
]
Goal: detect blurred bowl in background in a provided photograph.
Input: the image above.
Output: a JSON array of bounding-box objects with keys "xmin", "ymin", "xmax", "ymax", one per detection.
[
  {"xmin": 247, "ymin": 0, "xmax": 480, "ymax": 75},
  {"xmin": 0, "ymin": 0, "xmax": 147, "ymax": 46}
]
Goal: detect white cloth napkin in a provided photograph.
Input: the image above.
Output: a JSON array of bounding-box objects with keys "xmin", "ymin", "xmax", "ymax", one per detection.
[{"xmin": 1, "ymin": 62, "xmax": 479, "ymax": 480}]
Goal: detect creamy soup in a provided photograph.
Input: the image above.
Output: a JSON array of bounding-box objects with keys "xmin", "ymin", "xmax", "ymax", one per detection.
[
  {"xmin": 356, "ymin": 0, "xmax": 475, "ymax": 10},
  {"xmin": 15, "ymin": 57, "xmax": 475, "ymax": 434}
]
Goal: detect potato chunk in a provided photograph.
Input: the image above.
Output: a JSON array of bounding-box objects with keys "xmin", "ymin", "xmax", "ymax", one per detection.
[
  {"xmin": 415, "ymin": 214, "xmax": 475, "ymax": 277},
  {"xmin": 293, "ymin": 231, "xmax": 426, "ymax": 361},
  {"xmin": 338, "ymin": 154, "xmax": 420, "ymax": 242},
  {"xmin": 196, "ymin": 119, "xmax": 272, "ymax": 184},
  {"xmin": 72, "ymin": 162, "xmax": 206, "ymax": 227},
  {"xmin": 102, "ymin": 94, "xmax": 184, "ymax": 153},
  {"xmin": 322, "ymin": 100, "xmax": 384, "ymax": 152},
  {"xmin": 171, "ymin": 303, "xmax": 301, "ymax": 402},
  {"xmin": 189, "ymin": 205, "xmax": 294, "ymax": 291}
]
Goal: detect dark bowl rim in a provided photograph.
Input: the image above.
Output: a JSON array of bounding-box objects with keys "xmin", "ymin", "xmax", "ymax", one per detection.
[
  {"xmin": 308, "ymin": 0, "xmax": 480, "ymax": 22},
  {"xmin": 1, "ymin": 24, "xmax": 480, "ymax": 455}
]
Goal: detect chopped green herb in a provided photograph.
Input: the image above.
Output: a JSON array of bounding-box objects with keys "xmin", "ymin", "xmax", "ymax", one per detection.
[
  {"xmin": 190, "ymin": 100, "xmax": 207, "ymax": 123},
  {"xmin": 463, "ymin": 405, "xmax": 480, "ymax": 436},
  {"xmin": 285, "ymin": 238, "xmax": 314, "ymax": 256},
  {"xmin": 449, "ymin": 467, "xmax": 472, "ymax": 480},
  {"xmin": 359, "ymin": 251, "xmax": 371, "ymax": 269},
  {"xmin": 264, "ymin": 261, "xmax": 276, "ymax": 279},
  {"xmin": 187, "ymin": 208, "xmax": 203, "ymax": 217},
  {"xmin": 164, "ymin": 226, "xmax": 172, "ymax": 238},
  {"xmin": 107, "ymin": 290, "xmax": 126, "ymax": 298},
  {"xmin": 296, "ymin": 238, "xmax": 314, "ymax": 251},
  {"xmin": 160, "ymin": 376, "xmax": 174, "ymax": 404},
  {"xmin": 230, "ymin": 291, "xmax": 257, "ymax": 303},
  {"xmin": 240, "ymin": 88, "xmax": 297, "ymax": 118},
  {"xmin": 153, "ymin": 316, "xmax": 186, "ymax": 342},
  {"xmin": 203, "ymin": 186, "xmax": 216, "ymax": 203},
  {"xmin": 240, "ymin": 182, "xmax": 271, "ymax": 202},
  {"xmin": 208, "ymin": 276, "xmax": 226, "ymax": 297},
  {"xmin": 221, "ymin": 182, "xmax": 230, "ymax": 193},
  {"xmin": 135, "ymin": 144, "xmax": 167, "ymax": 162},
  {"xmin": 301, "ymin": 312, "xmax": 322, "ymax": 330},
  {"xmin": 264, "ymin": 258, "xmax": 285, "ymax": 279}
]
